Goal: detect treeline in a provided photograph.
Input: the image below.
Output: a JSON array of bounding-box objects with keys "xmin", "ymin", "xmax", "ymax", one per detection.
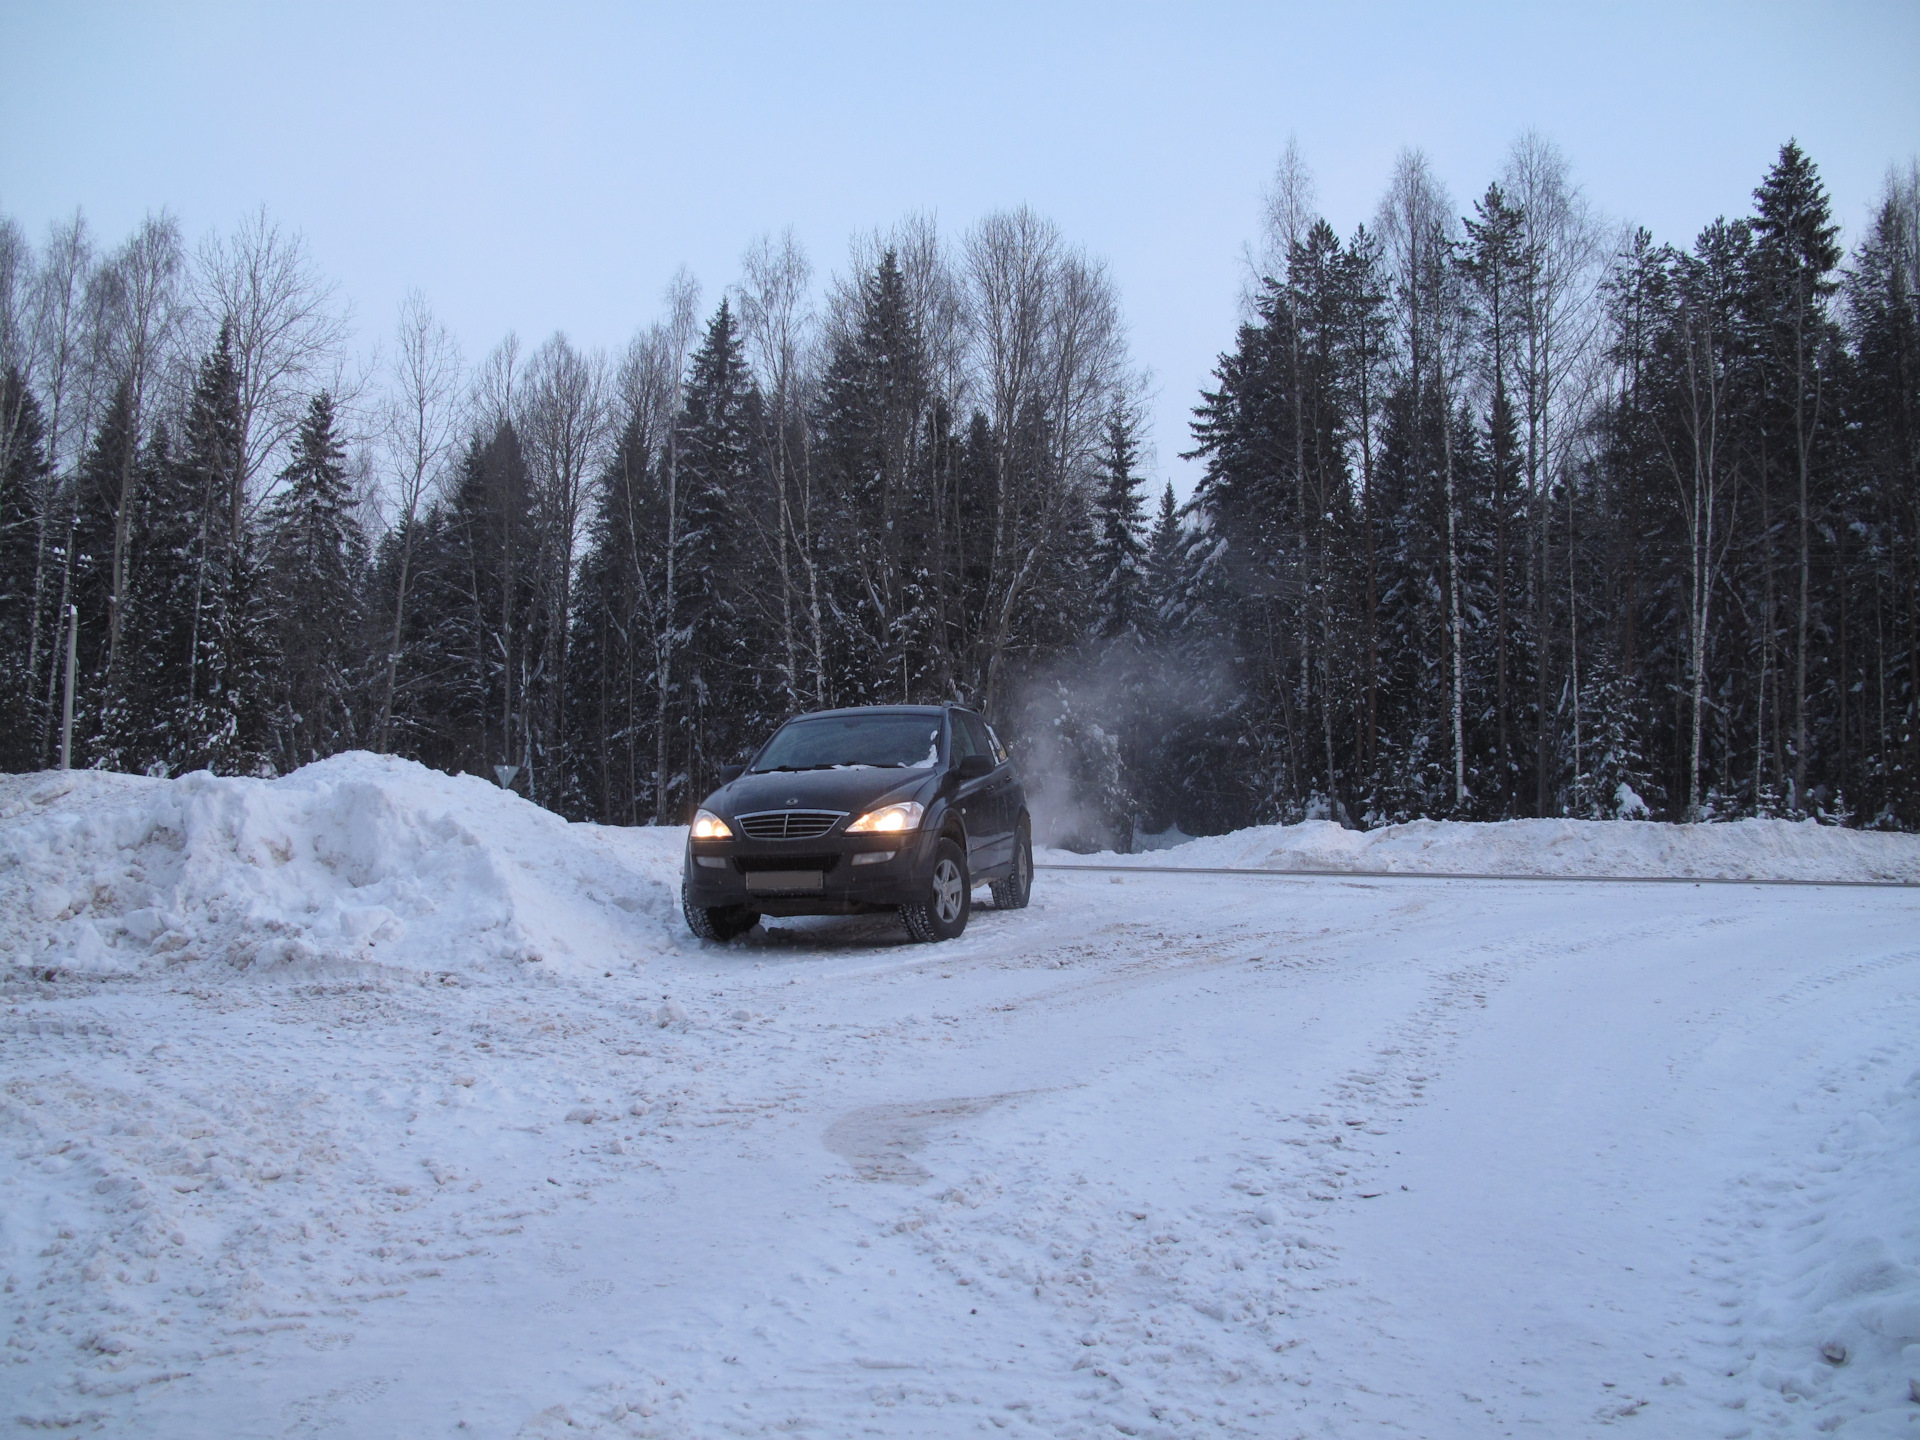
[
  {"xmin": 0, "ymin": 209, "xmax": 1132, "ymax": 825},
  {"xmin": 1129, "ymin": 140, "xmax": 1920, "ymax": 837},
  {"xmin": 1, "ymin": 138, "xmax": 1915, "ymax": 840}
]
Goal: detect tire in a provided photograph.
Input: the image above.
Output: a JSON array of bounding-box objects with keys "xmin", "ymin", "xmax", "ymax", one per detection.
[
  {"xmin": 682, "ymin": 885, "xmax": 759, "ymax": 942},
  {"xmin": 901, "ymin": 838, "xmax": 970, "ymax": 942},
  {"xmin": 989, "ymin": 823, "xmax": 1033, "ymax": 910}
]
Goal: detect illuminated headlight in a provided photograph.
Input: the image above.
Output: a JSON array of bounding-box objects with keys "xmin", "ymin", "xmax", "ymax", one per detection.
[
  {"xmin": 846, "ymin": 801, "xmax": 924, "ymax": 834},
  {"xmin": 690, "ymin": 809, "xmax": 732, "ymax": 840}
]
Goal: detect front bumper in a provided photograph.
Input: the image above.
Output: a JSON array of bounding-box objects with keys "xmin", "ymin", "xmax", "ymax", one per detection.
[{"xmin": 682, "ymin": 828, "xmax": 939, "ymax": 914}]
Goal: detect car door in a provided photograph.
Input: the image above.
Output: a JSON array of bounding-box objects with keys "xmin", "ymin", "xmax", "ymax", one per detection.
[
  {"xmin": 956, "ymin": 711, "xmax": 1013, "ymax": 871},
  {"xmin": 980, "ymin": 717, "xmax": 1020, "ymax": 853},
  {"xmin": 947, "ymin": 712, "xmax": 993, "ymax": 875}
]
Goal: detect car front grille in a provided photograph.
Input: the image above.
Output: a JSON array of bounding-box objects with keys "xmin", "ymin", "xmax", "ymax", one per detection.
[{"xmin": 735, "ymin": 809, "xmax": 846, "ymax": 841}]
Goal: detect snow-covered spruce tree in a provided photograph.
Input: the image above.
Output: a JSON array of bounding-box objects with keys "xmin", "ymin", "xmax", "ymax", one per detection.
[
  {"xmin": 263, "ymin": 391, "xmax": 367, "ymax": 770},
  {"xmin": 814, "ymin": 249, "xmax": 939, "ymax": 706},
  {"xmin": 1183, "ymin": 267, "xmax": 1305, "ymax": 831},
  {"xmin": 91, "ymin": 422, "xmax": 178, "ymax": 772},
  {"xmin": 674, "ymin": 300, "xmax": 772, "ymax": 807},
  {"xmin": 402, "ymin": 422, "xmax": 544, "ymax": 789},
  {"xmin": 1141, "ymin": 483, "xmax": 1183, "ymax": 637},
  {"xmin": 1750, "ymin": 141, "xmax": 1844, "ymax": 816},
  {"xmin": 1571, "ymin": 651, "xmax": 1661, "ymax": 818},
  {"xmin": 0, "ymin": 366, "xmax": 51, "ymax": 771},
  {"xmin": 1461, "ymin": 183, "xmax": 1535, "ymax": 815},
  {"xmin": 1182, "ymin": 210, "xmax": 1381, "ymax": 830},
  {"xmin": 1089, "ymin": 399, "xmax": 1148, "ymax": 641},
  {"xmin": 64, "ymin": 379, "xmax": 138, "ymax": 763},
  {"xmin": 97, "ymin": 328, "xmax": 270, "ymax": 776},
  {"xmin": 1843, "ymin": 168, "xmax": 1920, "ymax": 827},
  {"xmin": 562, "ymin": 401, "xmax": 673, "ymax": 825}
]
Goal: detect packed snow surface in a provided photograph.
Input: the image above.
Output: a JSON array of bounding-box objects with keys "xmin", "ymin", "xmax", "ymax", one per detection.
[{"xmin": 3, "ymin": 753, "xmax": 1918, "ymax": 1437}]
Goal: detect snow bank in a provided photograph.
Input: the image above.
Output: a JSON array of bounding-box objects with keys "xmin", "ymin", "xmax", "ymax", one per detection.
[
  {"xmin": 0, "ymin": 753, "xmax": 684, "ymax": 981},
  {"xmin": 1056, "ymin": 815, "xmax": 1920, "ymax": 883}
]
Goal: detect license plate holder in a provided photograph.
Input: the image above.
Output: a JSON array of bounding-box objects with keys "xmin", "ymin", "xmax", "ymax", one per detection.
[{"xmin": 746, "ymin": 870, "xmax": 825, "ymax": 894}]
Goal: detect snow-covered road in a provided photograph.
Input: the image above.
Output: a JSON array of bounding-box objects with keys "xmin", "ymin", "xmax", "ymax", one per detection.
[{"xmin": 4, "ymin": 759, "xmax": 1919, "ymax": 1438}]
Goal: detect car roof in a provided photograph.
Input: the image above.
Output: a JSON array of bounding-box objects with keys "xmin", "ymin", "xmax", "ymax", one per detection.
[{"xmin": 783, "ymin": 704, "xmax": 962, "ymax": 722}]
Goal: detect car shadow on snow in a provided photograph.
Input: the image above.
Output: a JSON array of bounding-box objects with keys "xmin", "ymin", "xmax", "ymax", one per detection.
[{"xmin": 736, "ymin": 889, "xmax": 1013, "ymax": 954}]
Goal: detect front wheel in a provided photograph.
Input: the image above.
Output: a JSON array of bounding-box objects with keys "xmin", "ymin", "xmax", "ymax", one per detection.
[
  {"xmin": 989, "ymin": 824, "xmax": 1033, "ymax": 910},
  {"xmin": 682, "ymin": 885, "xmax": 759, "ymax": 942},
  {"xmin": 901, "ymin": 838, "xmax": 970, "ymax": 942}
]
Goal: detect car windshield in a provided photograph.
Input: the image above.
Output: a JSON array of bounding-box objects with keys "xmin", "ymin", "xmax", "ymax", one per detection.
[{"xmin": 751, "ymin": 714, "xmax": 943, "ymax": 773}]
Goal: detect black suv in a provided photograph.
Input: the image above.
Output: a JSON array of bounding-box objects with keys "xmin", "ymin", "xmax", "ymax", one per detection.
[{"xmin": 681, "ymin": 705, "xmax": 1032, "ymax": 943}]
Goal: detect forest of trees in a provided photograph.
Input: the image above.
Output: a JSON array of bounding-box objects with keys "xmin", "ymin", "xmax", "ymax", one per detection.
[{"xmin": 2, "ymin": 137, "xmax": 1917, "ymax": 844}]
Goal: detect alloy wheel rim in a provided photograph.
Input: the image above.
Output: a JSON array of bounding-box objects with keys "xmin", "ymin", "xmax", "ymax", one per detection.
[{"xmin": 933, "ymin": 859, "xmax": 964, "ymax": 923}]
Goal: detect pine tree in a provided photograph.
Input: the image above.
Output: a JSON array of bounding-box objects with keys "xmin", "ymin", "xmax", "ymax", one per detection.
[
  {"xmin": 69, "ymin": 381, "xmax": 137, "ymax": 736},
  {"xmin": 99, "ymin": 328, "xmax": 270, "ymax": 776},
  {"xmin": 816, "ymin": 250, "xmax": 941, "ymax": 704},
  {"xmin": 402, "ymin": 423, "xmax": 542, "ymax": 786},
  {"xmin": 674, "ymin": 300, "xmax": 765, "ymax": 807},
  {"xmin": 1843, "ymin": 171, "xmax": 1920, "ymax": 825},
  {"xmin": 1142, "ymin": 482, "xmax": 1184, "ymax": 632},
  {"xmin": 0, "ymin": 367, "xmax": 51, "ymax": 771},
  {"xmin": 264, "ymin": 392, "xmax": 367, "ymax": 769},
  {"xmin": 561, "ymin": 405, "xmax": 673, "ymax": 824},
  {"xmin": 1752, "ymin": 141, "xmax": 1843, "ymax": 813},
  {"xmin": 1462, "ymin": 184, "xmax": 1529, "ymax": 811},
  {"xmin": 1089, "ymin": 400, "xmax": 1148, "ymax": 639},
  {"xmin": 94, "ymin": 422, "xmax": 184, "ymax": 772}
]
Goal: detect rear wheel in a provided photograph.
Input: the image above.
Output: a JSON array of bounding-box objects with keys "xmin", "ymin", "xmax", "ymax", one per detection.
[
  {"xmin": 682, "ymin": 885, "xmax": 759, "ymax": 942},
  {"xmin": 989, "ymin": 823, "xmax": 1033, "ymax": 910},
  {"xmin": 901, "ymin": 838, "xmax": 970, "ymax": 942}
]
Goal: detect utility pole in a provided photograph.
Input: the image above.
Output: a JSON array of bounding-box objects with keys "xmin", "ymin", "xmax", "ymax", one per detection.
[{"xmin": 60, "ymin": 604, "xmax": 78, "ymax": 771}]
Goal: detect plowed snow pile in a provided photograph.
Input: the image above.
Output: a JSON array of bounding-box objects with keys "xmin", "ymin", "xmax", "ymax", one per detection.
[
  {"xmin": 1061, "ymin": 813, "xmax": 1920, "ymax": 882},
  {"xmin": 0, "ymin": 753, "xmax": 683, "ymax": 981}
]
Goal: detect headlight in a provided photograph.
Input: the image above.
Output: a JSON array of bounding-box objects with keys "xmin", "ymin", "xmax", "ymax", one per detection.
[
  {"xmin": 846, "ymin": 801, "xmax": 924, "ymax": 834},
  {"xmin": 690, "ymin": 809, "xmax": 732, "ymax": 840}
]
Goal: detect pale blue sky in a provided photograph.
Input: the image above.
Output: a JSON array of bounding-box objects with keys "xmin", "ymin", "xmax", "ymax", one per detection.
[{"xmin": 4, "ymin": 0, "xmax": 1917, "ymax": 491}]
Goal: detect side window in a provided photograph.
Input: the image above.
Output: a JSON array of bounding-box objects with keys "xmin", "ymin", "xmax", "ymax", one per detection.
[
  {"xmin": 948, "ymin": 713, "xmax": 980, "ymax": 762},
  {"xmin": 943, "ymin": 714, "xmax": 970, "ymax": 763},
  {"xmin": 982, "ymin": 722, "xmax": 1008, "ymax": 765},
  {"xmin": 959, "ymin": 713, "xmax": 996, "ymax": 767}
]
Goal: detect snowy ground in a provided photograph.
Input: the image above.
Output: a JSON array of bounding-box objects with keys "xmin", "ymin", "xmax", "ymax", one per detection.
[{"xmin": 4, "ymin": 755, "xmax": 1919, "ymax": 1438}]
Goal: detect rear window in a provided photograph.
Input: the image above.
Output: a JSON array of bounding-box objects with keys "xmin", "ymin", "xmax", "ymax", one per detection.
[{"xmin": 751, "ymin": 714, "xmax": 944, "ymax": 773}]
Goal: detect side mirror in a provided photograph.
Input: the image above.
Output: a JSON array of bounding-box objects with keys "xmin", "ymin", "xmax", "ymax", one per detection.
[
  {"xmin": 956, "ymin": 754, "xmax": 993, "ymax": 782},
  {"xmin": 717, "ymin": 763, "xmax": 744, "ymax": 784}
]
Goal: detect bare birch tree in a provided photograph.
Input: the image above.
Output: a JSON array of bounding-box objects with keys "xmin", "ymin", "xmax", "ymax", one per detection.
[
  {"xmin": 734, "ymin": 229, "xmax": 818, "ymax": 706},
  {"xmin": 1378, "ymin": 152, "xmax": 1466, "ymax": 803},
  {"xmin": 93, "ymin": 214, "xmax": 185, "ymax": 675},
  {"xmin": 373, "ymin": 290, "xmax": 462, "ymax": 751},
  {"xmin": 1504, "ymin": 131, "xmax": 1607, "ymax": 810},
  {"xmin": 22, "ymin": 215, "xmax": 99, "ymax": 759},
  {"xmin": 652, "ymin": 270, "xmax": 701, "ymax": 822},
  {"xmin": 196, "ymin": 207, "xmax": 350, "ymax": 534},
  {"xmin": 965, "ymin": 208, "xmax": 1126, "ymax": 711},
  {"xmin": 1657, "ymin": 227, "xmax": 1743, "ymax": 819},
  {"xmin": 519, "ymin": 330, "xmax": 611, "ymax": 800}
]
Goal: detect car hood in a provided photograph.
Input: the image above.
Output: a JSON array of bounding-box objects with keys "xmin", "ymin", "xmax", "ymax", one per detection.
[{"xmin": 705, "ymin": 765, "xmax": 940, "ymax": 822}]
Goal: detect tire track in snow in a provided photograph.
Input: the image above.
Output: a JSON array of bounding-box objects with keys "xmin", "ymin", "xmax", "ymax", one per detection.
[{"xmin": 837, "ymin": 903, "xmax": 1712, "ymax": 1438}]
